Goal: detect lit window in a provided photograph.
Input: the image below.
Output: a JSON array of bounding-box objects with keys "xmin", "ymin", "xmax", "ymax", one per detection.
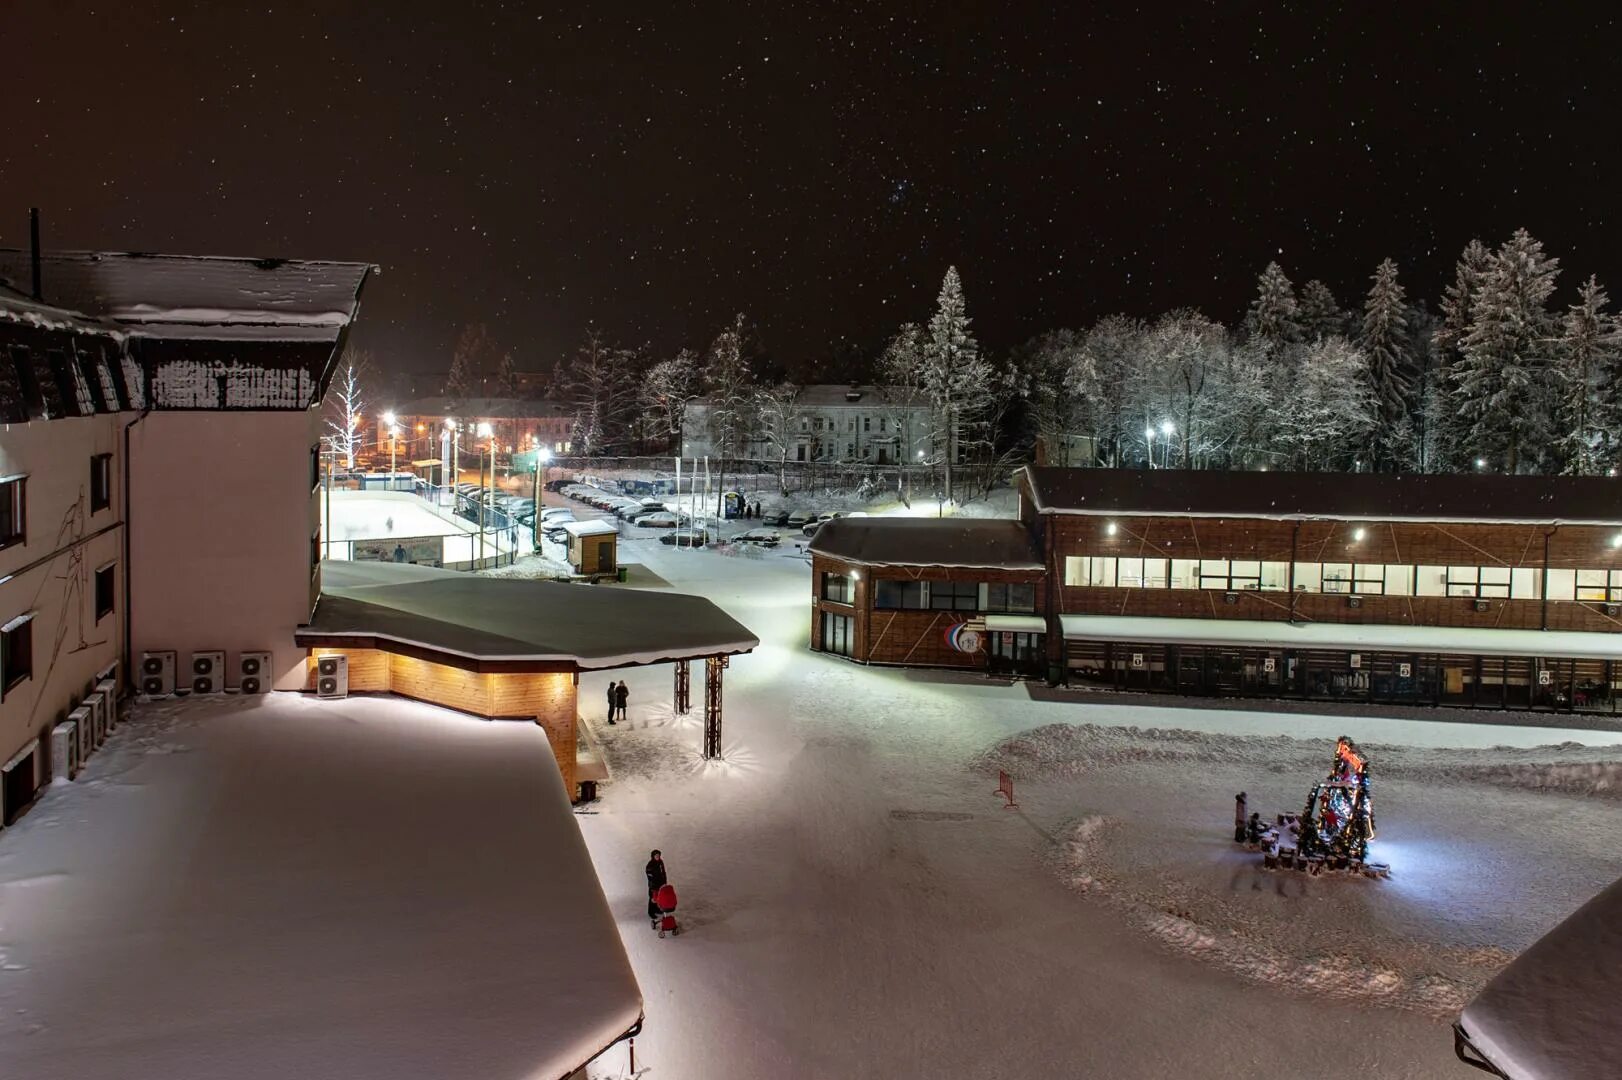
[{"xmin": 821, "ymin": 573, "xmax": 853, "ymax": 605}]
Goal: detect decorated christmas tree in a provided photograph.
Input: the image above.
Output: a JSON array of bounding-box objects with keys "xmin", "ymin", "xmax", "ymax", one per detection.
[{"xmin": 1297, "ymin": 736, "xmax": 1376, "ymax": 862}]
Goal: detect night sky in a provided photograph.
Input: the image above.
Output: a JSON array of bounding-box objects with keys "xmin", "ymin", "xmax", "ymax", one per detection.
[{"xmin": 5, "ymin": 3, "xmax": 1618, "ymax": 375}]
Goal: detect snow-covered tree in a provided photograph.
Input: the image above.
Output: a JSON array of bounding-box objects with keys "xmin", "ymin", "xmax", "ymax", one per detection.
[
  {"xmin": 563, "ymin": 327, "xmax": 636, "ymax": 457},
  {"xmin": 1274, "ymin": 338, "xmax": 1377, "ymax": 470},
  {"xmin": 492, "ymin": 349, "xmax": 518, "ymax": 399},
  {"xmin": 1131, "ymin": 310, "xmax": 1228, "ymax": 467},
  {"xmin": 1360, "ymin": 259, "xmax": 1412, "ymax": 469},
  {"xmin": 1298, "ymin": 279, "xmax": 1348, "ymax": 341},
  {"xmin": 1014, "ymin": 329, "xmax": 1087, "ymax": 464},
  {"xmin": 640, "ymin": 347, "xmax": 699, "ymax": 452},
  {"xmin": 444, "ymin": 324, "xmax": 489, "ymax": 399},
  {"xmin": 753, "ymin": 381, "xmax": 802, "ymax": 493},
  {"xmin": 1074, "ymin": 314, "xmax": 1145, "ymax": 466},
  {"xmin": 920, "ymin": 266, "xmax": 993, "ymax": 501},
  {"xmin": 1435, "ymin": 239, "xmax": 1492, "ymax": 362},
  {"xmin": 879, "ymin": 323, "xmax": 929, "ymax": 487},
  {"xmin": 323, "ymin": 350, "xmax": 369, "ymax": 470},
  {"xmin": 1558, "ymin": 276, "xmax": 1618, "ymax": 475},
  {"xmin": 1245, "ymin": 262, "xmax": 1301, "ymax": 347},
  {"xmin": 1454, "ymin": 229, "xmax": 1561, "ymax": 473},
  {"xmin": 702, "ymin": 313, "xmax": 757, "ymax": 509}
]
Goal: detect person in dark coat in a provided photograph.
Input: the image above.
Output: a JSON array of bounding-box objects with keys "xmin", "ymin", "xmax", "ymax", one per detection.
[
  {"xmin": 615, "ymin": 680, "xmax": 630, "ymax": 722},
  {"xmin": 606, "ymin": 680, "xmax": 618, "ymax": 725},
  {"xmin": 646, "ymin": 849, "xmax": 666, "ymax": 927}
]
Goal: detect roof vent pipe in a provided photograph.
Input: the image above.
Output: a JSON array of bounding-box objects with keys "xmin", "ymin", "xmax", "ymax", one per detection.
[{"xmin": 28, "ymin": 207, "xmax": 42, "ymax": 301}]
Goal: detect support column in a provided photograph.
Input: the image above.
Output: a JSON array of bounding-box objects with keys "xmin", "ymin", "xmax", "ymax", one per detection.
[
  {"xmin": 703, "ymin": 655, "xmax": 728, "ymax": 760},
  {"xmin": 674, "ymin": 658, "xmax": 691, "ymax": 714}
]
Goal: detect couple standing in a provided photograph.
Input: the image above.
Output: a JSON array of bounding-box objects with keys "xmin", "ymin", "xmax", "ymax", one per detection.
[{"xmin": 606, "ymin": 680, "xmax": 629, "ymax": 724}]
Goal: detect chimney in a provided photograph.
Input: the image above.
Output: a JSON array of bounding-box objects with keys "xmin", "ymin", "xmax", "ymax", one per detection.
[{"xmin": 28, "ymin": 207, "xmax": 42, "ymax": 301}]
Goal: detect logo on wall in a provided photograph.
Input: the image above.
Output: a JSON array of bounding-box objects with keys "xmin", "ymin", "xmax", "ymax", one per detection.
[{"xmin": 945, "ymin": 622, "xmax": 984, "ymax": 653}]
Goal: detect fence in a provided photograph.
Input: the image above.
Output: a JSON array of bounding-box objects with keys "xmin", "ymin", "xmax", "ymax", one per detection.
[
  {"xmin": 321, "ymin": 485, "xmax": 522, "ymax": 571},
  {"xmin": 541, "ymin": 455, "xmax": 980, "ymax": 500}
]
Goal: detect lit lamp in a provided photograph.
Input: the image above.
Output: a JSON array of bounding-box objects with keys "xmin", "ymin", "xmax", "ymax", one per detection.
[
  {"xmin": 477, "ymin": 422, "xmax": 494, "ymax": 564},
  {"xmin": 1160, "ymin": 420, "xmax": 1175, "ymax": 469},
  {"xmin": 1144, "ymin": 426, "xmax": 1155, "ymax": 469},
  {"xmin": 532, "ymin": 445, "xmax": 552, "ymax": 552}
]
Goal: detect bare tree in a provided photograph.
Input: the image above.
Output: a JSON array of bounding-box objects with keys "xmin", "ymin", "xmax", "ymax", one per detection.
[
  {"xmin": 753, "ymin": 381, "xmax": 802, "ymax": 494},
  {"xmin": 323, "ymin": 349, "xmax": 369, "ymax": 469},
  {"xmin": 563, "ymin": 327, "xmax": 636, "ymax": 457},
  {"xmin": 640, "ymin": 347, "xmax": 699, "ymax": 453}
]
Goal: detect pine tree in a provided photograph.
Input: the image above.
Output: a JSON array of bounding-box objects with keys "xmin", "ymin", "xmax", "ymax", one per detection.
[
  {"xmin": 493, "ymin": 349, "xmax": 517, "ymax": 398},
  {"xmin": 1559, "ymin": 276, "xmax": 1619, "ymax": 475},
  {"xmin": 1360, "ymin": 259, "xmax": 1412, "ymax": 469},
  {"xmin": 445, "ymin": 324, "xmax": 489, "ymax": 400},
  {"xmin": 1435, "ymin": 240, "xmax": 1492, "ymax": 361},
  {"xmin": 1298, "ymin": 279, "xmax": 1346, "ymax": 341},
  {"xmin": 1245, "ymin": 262, "xmax": 1301, "ymax": 347},
  {"xmin": 922, "ymin": 266, "xmax": 991, "ymax": 502},
  {"xmin": 702, "ymin": 313, "xmax": 757, "ymax": 508},
  {"xmin": 1454, "ymin": 229, "xmax": 1561, "ymax": 473}
]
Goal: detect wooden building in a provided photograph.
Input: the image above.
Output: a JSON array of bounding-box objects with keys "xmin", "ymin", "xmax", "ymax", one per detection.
[
  {"xmin": 1020, "ymin": 466, "xmax": 1622, "ymax": 713},
  {"xmin": 807, "ymin": 518, "xmax": 1047, "ymax": 674},
  {"xmin": 562, "ymin": 518, "xmax": 618, "ymax": 576}
]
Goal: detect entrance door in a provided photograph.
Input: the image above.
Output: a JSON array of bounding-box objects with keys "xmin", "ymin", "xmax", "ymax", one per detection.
[
  {"xmin": 596, "ymin": 539, "xmax": 615, "ymax": 571},
  {"xmin": 821, "ymin": 611, "xmax": 853, "ymax": 657},
  {"xmin": 989, "ymin": 632, "xmax": 1044, "ymax": 676}
]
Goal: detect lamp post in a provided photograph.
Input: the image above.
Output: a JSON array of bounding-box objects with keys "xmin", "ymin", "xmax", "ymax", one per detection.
[
  {"xmin": 446, "ymin": 418, "xmax": 460, "ymax": 506},
  {"xmin": 477, "ymin": 421, "xmax": 493, "ymax": 565},
  {"xmin": 1160, "ymin": 419, "xmax": 1175, "ymax": 469},
  {"xmin": 383, "ymin": 411, "xmax": 400, "ymax": 484},
  {"xmin": 533, "ymin": 445, "xmax": 551, "ymax": 552},
  {"xmin": 1144, "ymin": 426, "xmax": 1155, "ymax": 469}
]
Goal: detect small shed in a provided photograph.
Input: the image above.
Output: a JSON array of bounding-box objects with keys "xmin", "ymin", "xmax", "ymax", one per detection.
[{"xmin": 562, "ymin": 519, "xmax": 619, "ymax": 575}]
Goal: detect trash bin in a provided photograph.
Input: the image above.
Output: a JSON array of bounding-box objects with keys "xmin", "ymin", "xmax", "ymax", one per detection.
[{"xmin": 616, "ymin": 566, "xmax": 628, "ymax": 583}]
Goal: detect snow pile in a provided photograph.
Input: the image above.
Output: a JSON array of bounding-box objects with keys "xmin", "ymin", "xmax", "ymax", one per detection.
[
  {"xmin": 478, "ymin": 551, "xmax": 576, "ymax": 580},
  {"xmin": 981, "ymin": 723, "xmax": 1622, "ymax": 1018}
]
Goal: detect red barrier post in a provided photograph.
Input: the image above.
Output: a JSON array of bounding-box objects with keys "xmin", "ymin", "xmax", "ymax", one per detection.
[{"xmin": 996, "ymin": 770, "xmax": 1019, "ymax": 809}]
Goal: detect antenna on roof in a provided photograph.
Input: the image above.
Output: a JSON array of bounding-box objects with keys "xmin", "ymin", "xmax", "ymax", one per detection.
[{"xmin": 28, "ymin": 207, "xmax": 42, "ymax": 301}]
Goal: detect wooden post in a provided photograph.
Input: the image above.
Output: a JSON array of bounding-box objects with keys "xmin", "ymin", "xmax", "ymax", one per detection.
[
  {"xmin": 703, "ymin": 655, "xmax": 727, "ymax": 759},
  {"xmin": 674, "ymin": 658, "xmax": 691, "ymax": 714}
]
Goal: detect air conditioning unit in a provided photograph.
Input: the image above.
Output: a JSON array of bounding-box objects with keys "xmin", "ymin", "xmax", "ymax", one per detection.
[
  {"xmin": 83, "ymin": 690, "xmax": 108, "ymax": 746},
  {"xmin": 1223, "ymin": 591, "xmax": 1239, "ymax": 605},
  {"xmin": 190, "ymin": 651, "xmax": 225, "ymax": 694},
  {"xmin": 140, "ymin": 651, "xmax": 176, "ymax": 696},
  {"xmin": 1347, "ymin": 595, "xmax": 1363, "ymax": 609},
  {"xmin": 69, "ymin": 705, "xmax": 95, "ymax": 763},
  {"xmin": 95, "ymin": 678, "xmax": 119, "ymax": 730},
  {"xmin": 1605, "ymin": 603, "xmax": 1620, "ymax": 617},
  {"xmin": 51, "ymin": 720, "xmax": 80, "ymax": 781},
  {"xmin": 238, "ymin": 651, "xmax": 274, "ymax": 694},
  {"xmin": 1472, "ymin": 599, "xmax": 1490, "ymax": 612},
  {"xmin": 316, "ymin": 655, "xmax": 348, "ymax": 699}
]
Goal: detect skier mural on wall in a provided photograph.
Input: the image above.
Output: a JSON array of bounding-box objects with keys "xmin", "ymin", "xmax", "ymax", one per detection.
[{"xmin": 1297, "ymin": 736, "xmax": 1376, "ymax": 863}]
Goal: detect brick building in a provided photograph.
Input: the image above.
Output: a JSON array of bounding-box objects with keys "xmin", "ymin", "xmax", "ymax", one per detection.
[
  {"xmin": 810, "ymin": 467, "xmax": 1622, "ymax": 714},
  {"xmin": 807, "ymin": 517, "xmax": 1048, "ymax": 675}
]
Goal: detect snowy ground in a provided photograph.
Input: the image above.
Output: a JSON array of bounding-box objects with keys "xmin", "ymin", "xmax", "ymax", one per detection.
[
  {"xmin": 322, "ymin": 489, "xmax": 521, "ymax": 562},
  {"xmin": 0, "ymin": 694, "xmax": 639, "ymax": 1080},
  {"xmin": 574, "ymin": 529, "xmax": 1622, "ymax": 1079}
]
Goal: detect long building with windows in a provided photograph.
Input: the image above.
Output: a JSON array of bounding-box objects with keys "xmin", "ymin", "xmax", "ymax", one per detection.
[{"xmin": 809, "ymin": 466, "xmax": 1622, "ymax": 714}]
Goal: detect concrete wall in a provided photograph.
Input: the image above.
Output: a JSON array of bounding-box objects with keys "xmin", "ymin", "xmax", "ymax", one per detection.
[
  {"xmin": 129, "ymin": 409, "xmax": 321, "ymax": 691},
  {"xmin": 0, "ymin": 415, "xmax": 129, "ymax": 772}
]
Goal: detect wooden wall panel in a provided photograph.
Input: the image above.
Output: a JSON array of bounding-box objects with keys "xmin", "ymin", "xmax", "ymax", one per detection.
[{"xmin": 387, "ymin": 654, "xmax": 494, "ymax": 714}]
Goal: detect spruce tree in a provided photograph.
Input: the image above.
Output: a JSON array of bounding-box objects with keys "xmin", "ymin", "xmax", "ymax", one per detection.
[
  {"xmin": 1360, "ymin": 259, "xmax": 1412, "ymax": 470},
  {"xmin": 1559, "ymin": 276, "xmax": 1619, "ymax": 475},
  {"xmin": 1298, "ymin": 279, "xmax": 1346, "ymax": 341},
  {"xmin": 444, "ymin": 323, "xmax": 489, "ymax": 399},
  {"xmin": 1245, "ymin": 261, "xmax": 1301, "ymax": 347},
  {"xmin": 923, "ymin": 266, "xmax": 990, "ymax": 502},
  {"xmin": 1454, "ymin": 230, "xmax": 1561, "ymax": 473}
]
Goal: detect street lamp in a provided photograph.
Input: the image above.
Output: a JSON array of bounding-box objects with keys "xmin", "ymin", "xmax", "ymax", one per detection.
[
  {"xmin": 477, "ymin": 422, "xmax": 494, "ymax": 564},
  {"xmin": 1160, "ymin": 420, "xmax": 1175, "ymax": 468},
  {"xmin": 532, "ymin": 445, "xmax": 552, "ymax": 552},
  {"xmin": 1475, "ymin": 457, "xmax": 1487, "ymax": 471},
  {"xmin": 1144, "ymin": 426, "xmax": 1156, "ymax": 469},
  {"xmin": 388, "ymin": 422, "xmax": 401, "ymax": 481}
]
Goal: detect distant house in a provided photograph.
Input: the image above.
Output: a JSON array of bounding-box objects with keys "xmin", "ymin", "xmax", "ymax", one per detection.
[
  {"xmin": 682, "ymin": 383, "xmax": 947, "ymax": 464},
  {"xmin": 388, "ymin": 397, "xmax": 574, "ymax": 462}
]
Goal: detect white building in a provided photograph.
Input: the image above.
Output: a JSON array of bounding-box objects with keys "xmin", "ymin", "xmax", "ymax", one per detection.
[
  {"xmin": 0, "ymin": 248, "xmax": 373, "ymax": 819},
  {"xmin": 683, "ymin": 383, "xmax": 948, "ymax": 465}
]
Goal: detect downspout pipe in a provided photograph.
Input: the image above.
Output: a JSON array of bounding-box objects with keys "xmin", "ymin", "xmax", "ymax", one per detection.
[
  {"xmin": 28, "ymin": 207, "xmax": 42, "ymax": 300},
  {"xmin": 1541, "ymin": 527, "xmax": 1555, "ymax": 632}
]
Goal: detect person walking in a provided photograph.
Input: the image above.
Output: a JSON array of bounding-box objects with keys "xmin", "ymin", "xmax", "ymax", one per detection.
[
  {"xmin": 615, "ymin": 680, "xmax": 630, "ymax": 722},
  {"xmin": 606, "ymin": 680, "xmax": 618, "ymax": 725},
  {"xmin": 645, "ymin": 849, "xmax": 667, "ymax": 929}
]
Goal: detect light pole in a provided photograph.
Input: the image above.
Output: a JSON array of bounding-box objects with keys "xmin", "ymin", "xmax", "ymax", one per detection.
[
  {"xmin": 533, "ymin": 445, "xmax": 551, "ymax": 552},
  {"xmin": 477, "ymin": 421, "xmax": 493, "ymax": 565},
  {"xmin": 1144, "ymin": 426, "xmax": 1155, "ymax": 469},
  {"xmin": 446, "ymin": 418, "xmax": 460, "ymax": 505},
  {"xmin": 1160, "ymin": 420, "xmax": 1175, "ymax": 469}
]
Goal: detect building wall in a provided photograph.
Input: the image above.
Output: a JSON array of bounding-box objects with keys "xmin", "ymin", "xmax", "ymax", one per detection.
[
  {"xmin": 0, "ymin": 415, "xmax": 129, "ymax": 775},
  {"xmin": 305, "ymin": 647, "xmax": 578, "ymax": 792},
  {"xmin": 684, "ymin": 398, "xmax": 941, "ymax": 464},
  {"xmin": 809, "ymin": 554, "xmax": 1046, "ymax": 668},
  {"xmin": 129, "ymin": 409, "xmax": 322, "ymax": 692},
  {"xmin": 1046, "ymin": 514, "xmax": 1622, "ymax": 634}
]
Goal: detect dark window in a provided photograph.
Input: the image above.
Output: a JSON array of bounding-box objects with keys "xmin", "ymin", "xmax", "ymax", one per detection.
[
  {"xmin": 929, "ymin": 580, "xmax": 979, "ymax": 611},
  {"xmin": 90, "ymin": 454, "xmax": 112, "ymax": 513},
  {"xmin": 103, "ymin": 345, "xmax": 132, "ymax": 410},
  {"xmin": 77, "ymin": 350, "xmax": 108, "ymax": 412},
  {"xmin": 5, "ymin": 346, "xmax": 44, "ymax": 422},
  {"xmin": 2, "ymin": 615, "xmax": 33, "ymax": 697},
  {"xmin": 875, "ymin": 579, "xmax": 927, "ymax": 609},
  {"xmin": 43, "ymin": 349, "xmax": 81, "ymax": 416},
  {"xmin": 0, "ymin": 477, "xmax": 24, "ymax": 549},
  {"xmin": 310, "ymin": 444, "xmax": 322, "ymax": 491},
  {"xmin": 821, "ymin": 572, "xmax": 853, "ymax": 604},
  {"xmin": 985, "ymin": 582, "xmax": 1037, "ymax": 612},
  {"xmin": 95, "ymin": 564, "xmax": 115, "ymax": 620}
]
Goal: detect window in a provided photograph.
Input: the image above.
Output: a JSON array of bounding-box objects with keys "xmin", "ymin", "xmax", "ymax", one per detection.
[
  {"xmin": 1117, "ymin": 557, "xmax": 1145, "ymax": 586},
  {"xmin": 95, "ymin": 563, "xmax": 115, "ymax": 620},
  {"xmin": 880, "ymin": 416, "xmax": 888, "ymax": 432},
  {"xmin": 77, "ymin": 351, "xmax": 108, "ymax": 412},
  {"xmin": 1198, "ymin": 559, "xmax": 1230, "ymax": 589},
  {"xmin": 1575, "ymin": 569, "xmax": 1620, "ymax": 602},
  {"xmin": 875, "ymin": 579, "xmax": 927, "ymax": 609},
  {"xmin": 90, "ymin": 454, "xmax": 112, "ymax": 513},
  {"xmin": 1479, "ymin": 566, "xmax": 1511, "ymax": 598},
  {"xmin": 1170, "ymin": 559, "xmax": 1198, "ymax": 588},
  {"xmin": 1384, "ymin": 565, "xmax": 1415, "ymax": 596},
  {"xmin": 929, "ymin": 580, "xmax": 980, "ymax": 611},
  {"xmin": 1352, "ymin": 564, "xmax": 1384, "ymax": 595},
  {"xmin": 4, "ymin": 346, "xmax": 44, "ymax": 422},
  {"xmin": 863, "ymin": 417, "xmax": 871, "ymax": 432},
  {"xmin": 1415, "ymin": 565, "xmax": 1448, "ymax": 597},
  {"xmin": 1260, "ymin": 562, "xmax": 1290, "ymax": 590},
  {"xmin": 1446, "ymin": 566, "xmax": 1481, "ymax": 598},
  {"xmin": 822, "ymin": 572, "xmax": 854, "ymax": 604},
  {"xmin": 1, "ymin": 613, "xmax": 33, "ymax": 697},
  {"xmin": 984, "ymin": 582, "xmax": 1037, "ymax": 612},
  {"xmin": 1321, "ymin": 563, "xmax": 1353, "ymax": 593},
  {"xmin": 821, "ymin": 611, "xmax": 853, "ymax": 657},
  {"xmin": 0, "ymin": 476, "xmax": 23, "ymax": 549},
  {"xmin": 1064, "ymin": 556, "xmax": 1086, "ymax": 586}
]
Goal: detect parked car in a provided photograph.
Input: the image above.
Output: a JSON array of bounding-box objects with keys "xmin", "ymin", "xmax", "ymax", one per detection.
[
  {"xmin": 734, "ymin": 528, "xmax": 780, "ymax": 547},
  {"xmin": 635, "ymin": 512, "xmax": 680, "ymax": 528},
  {"xmin": 660, "ymin": 528, "xmax": 710, "ymax": 546},
  {"xmin": 544, "ymin": 478, "xmax": 571, "ymax": 492},
  {"xmin": 786, "ymin": 511, "xmax": 812, "ymax": 528},
  {"xmin": 760, "ymin": 509, "xmax": 791, "ymax": 527},
  {"xmin": 801, "ymin": 511, "xmax": 849, "ymax": 536},
  {"xmin": 540, "ymin": 507, "xmax": 575, "ymax": 521}
]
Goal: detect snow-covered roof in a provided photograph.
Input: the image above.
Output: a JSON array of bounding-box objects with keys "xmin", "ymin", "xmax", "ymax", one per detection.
[
  {"xmin": 1457, "ymin": 874, "xmax": 1622, "ymax": 1080},
  {"xmin": 298, "ymin": 559, "xmax": 757, "ymax": 669},
  {"xmin": 394, "ymin": 396, "xmax": 572, "ymax": 419},
  {"xmin": 1021, "ymin": 466, "xmax": 1622, "ymax": 526},
  {"xmin": 0, "ymin": 693, "xmax": 642, "ymax": 1080},
  {"xmin": 1060, "ymin": 613, "xmax": 1622, "ymax": 660},
  {"xmin": 0, "ymin": 249, "xmax": 374, "ymax": 343},
  {"xmin": 809, "ymin": 517, "xmax": 1045, "ymax": 571},
  {"xmin": 0, "ymin": 283, "xmax": 124, "ymax": 338},
  {"xmin": 563, "ymin": 519, "xmax": 620, "ymax": 538}
]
